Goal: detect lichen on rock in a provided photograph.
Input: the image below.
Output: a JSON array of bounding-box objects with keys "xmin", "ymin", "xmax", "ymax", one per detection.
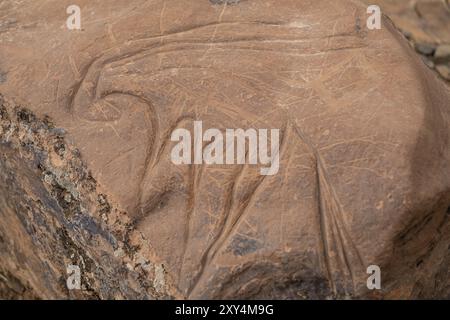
[{"xmin": 0, "ymin": 95, "xmax": 174, "ymax": 299}]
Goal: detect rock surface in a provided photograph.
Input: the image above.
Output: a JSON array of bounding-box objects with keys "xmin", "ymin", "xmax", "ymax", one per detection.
[
  {"xmin": 0, "ymin": 0, "xmax": 449, "ymax": 299},
  {"xmin": 0, "ymin": 96, "xmax": 171, "ymax": 299},
  {"xmin": 371, "ymin": 0, "xmax": 450, "ymax": 81}
]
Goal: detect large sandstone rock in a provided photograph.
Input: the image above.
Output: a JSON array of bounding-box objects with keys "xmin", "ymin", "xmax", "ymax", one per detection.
[{"xmin": 0, "ymin": 0, "xmax": 449, "ymax": 299}]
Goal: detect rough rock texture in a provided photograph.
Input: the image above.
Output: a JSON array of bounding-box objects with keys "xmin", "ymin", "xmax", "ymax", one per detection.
[
  {"xmin": 371, "ymin": 0, "xmax": 450, "ymax": 81},
  {"xmin": 0, "ymin": 0, "xmax": 449, "ymax": 299},
  {"xmin": 0, "ymin": 96, "xmax": 172, "ymax": 299}
]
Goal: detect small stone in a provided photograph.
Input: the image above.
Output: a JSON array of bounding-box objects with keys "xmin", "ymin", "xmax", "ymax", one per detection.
[
  {"xmin": 415, "ymin": 43, "xmax": 436, "ymax": 56},
  {"xmin": 436, "ymin": 64, "xmax": 450, "ymax": 80},
  {"xmin": 434, "ymin": 44, "xmax": 450, "ymax": 60}
]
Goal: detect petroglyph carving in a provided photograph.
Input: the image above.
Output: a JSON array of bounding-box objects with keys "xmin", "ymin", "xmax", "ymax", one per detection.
[{"xmin": 0, "ymin": 0, "xmax": 449, "ymax": 299}]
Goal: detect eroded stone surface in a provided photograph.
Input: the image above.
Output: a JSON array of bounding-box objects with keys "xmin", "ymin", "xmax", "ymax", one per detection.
[
  {"xmin": 371, "ymin": 0, "xmax": 450, "ymax": 81},
  {"xmin": 0, "ymin": 95, "xmax": 173, "ymax": 299},
  {"xmin": 0, "ymin": 0, "xmax": 449, "ymax": 299}
]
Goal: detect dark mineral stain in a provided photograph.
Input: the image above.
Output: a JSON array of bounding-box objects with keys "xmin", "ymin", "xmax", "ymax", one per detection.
[
  {"xmin": 355, "ymin": 16, "xmax": 361, "ymax": 32},
  {"xmin": 230, "ymin": 234, "xmax": 260, "ymax": 256},
  {"xmin": 209, "ymin": 0, "xmax": 240, "ymax": 5},
  {"xmin": 0, "ymin": 104, "xmax": 8, "ymax": 121},
  {"xmin": 16, "ymin": 108, "xmax": 36, "ymax": 124},
  {"xmin": 0, "ymin": 72, "xmax": 6, "ymax": 84},
  {"xmin": 42, "ymin": 115, "xmax": 55, "ymax": 129},
  {"xmin": 53, "ymin": 137, "xmax": 66, "ymax": 158},
  {"xmin": 98, "ymin": 194, "xmax": 111, "ymax": 215}
]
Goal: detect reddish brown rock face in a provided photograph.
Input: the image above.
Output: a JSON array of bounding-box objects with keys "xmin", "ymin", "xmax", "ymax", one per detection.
[{"xmin": 0, "ymin": 0, "xmax": 449, "ymax": 299}]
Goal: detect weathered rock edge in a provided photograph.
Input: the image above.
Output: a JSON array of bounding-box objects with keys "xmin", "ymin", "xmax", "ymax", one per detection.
[{"xmin": 0, "ymin": 94, "xmax": 175, "ymax": 299}]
